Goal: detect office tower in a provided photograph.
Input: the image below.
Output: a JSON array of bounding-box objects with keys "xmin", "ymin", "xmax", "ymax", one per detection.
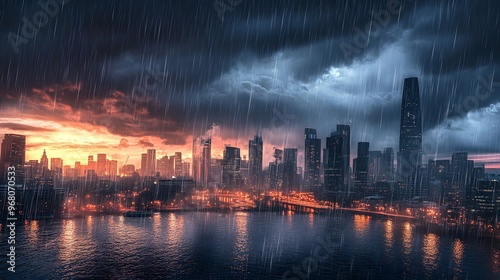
[
  {"xmin": 96, "ymin": 154, "xmax": 107, "ymax": 176},
  {"xmin": 120, "ymin": 164, "xmax": 136, "ymax": 176},
  {"xmin": 472, "ymin": 180, "xmax": 500, "ymax": 221},
  {"xmin": 222, "ymin": 146, "xmax": 241, "ymax": 189},
  {"xmin": 182, "ymin": 162, "xmax": 190, "ymax": 177},
  {"xmin": 354, "ymin": 142, "xmax": 369, "ymax": 197},
  {"xmin": 441, "ymin": 152, "xmax": 470, "ymax": 206},
  {"xmin": 397, "ymin": 77, "xmax": 422, "ymax": 182},
  {"xmin": 355, "ymin": 142, "xmax": 369, "ymax": 183},
  {"xmin": 146, "ymin": 149, "xmax": 156, "ymax": 176},
  {"xmin": 40, "ymin": 149, "xmax": 49, "ymax": 172},
  {"xmin": 336, "ymin": 125, "xmax": 351, "ymax": 187},
  {"xmin": 88, "ymin": 155, "xmax": 96, "ymax": 171},
  {"xmin": 50, "ymin": 158, "xmax": 63, "ymax": 170},
  {"xmin": 368, "ymin": 151, "xmax": 382, "ymax": 183},
  {"xmin": 304, "ymin": 128, "xmax": 321, "ymax": 188},
  {"xmin": 193, "ymin": 137, "xmax": 211, "ymax": 186},
  {"xmin": 168, "ymin": 156, "xmax": 175, "ymax": 177},
  {"xmin": 324, "ymin": 125, "xmax": 350, "ymax": 192},
  {"xmin": 174, "ymin": 152, "xmax": 182, "ymax": 176},
  {"xmin": 141, "ymin": 153, "xmax": 148, "ymax": 176},
  {"xmin": 157, "ymin": 156, "xmax": 169, "ymax": 177},
  {"xmin": 381, "ymin": 148, "xmax": 394, "ymax": 181},
  {"xmin": 283, "ymin": 148, "xmax": 298, "ymax": 191},
  {"xmin": 249, "ymin": 135, "xmax": 263, "ymax": 188},
  {"xmin": 108, "ymin": 160, "xmax": 118, "ymax": 179},
  {"xmin": 0, "ymin": 134, "xmax": 26, "ymax": 184},
  {"xmin": 201, "ymin": 140, "xmax": 211, "ymax": 185}
]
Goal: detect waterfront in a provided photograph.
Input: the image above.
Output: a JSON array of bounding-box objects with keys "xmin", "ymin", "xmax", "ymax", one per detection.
[{"xmin": 1, "ymin": 212, "xmax": 499, "ymax": 279}]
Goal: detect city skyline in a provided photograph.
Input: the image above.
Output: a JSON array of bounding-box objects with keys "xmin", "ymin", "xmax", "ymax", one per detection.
[{"xmin": 1, "ymin": 1, "xmax": 500, "ymax": 173}]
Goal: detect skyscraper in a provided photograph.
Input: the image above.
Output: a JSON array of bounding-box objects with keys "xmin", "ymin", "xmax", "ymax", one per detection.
[
  {"xmin": 324, "ymin": 125, "xmax": 350, "ymax": 192},
  {"xmin": 397, "ymin": 77, "xmax": 422, "ymax": 180},
  {"xmin": 96, "ymin": 154, "xmax": 107, "ymax": 176},
  {"xmin": 141, "ymin": 153, "xmax": 148, "ymax": 176},
  {"xmin": 248, "ymin": 135, "xmax": 263, "ymax": 188},
  {"xmin": 0, "ymin": 134, "xmax": 26, "ymax": 184},
  {"xmin": 222, "ymin": 146, "xmax": 241, "ymax": 189},
  {"xmin": 304, "ymin": 128, "xmax": 321, "ymax": 189},
  {"xmin": 146, "ymin": 149, "xmax": 156, "ymax": 176},
  {"xmin": 174, "ymin": 152, "xmax": 182, "ymax": 176},
  {"xmin": 283, "ymin": 148, "xmax": 298, "ymax": 191},
  {"xmin": 381, "ymin": 148, "xmax": 394, "ymax": 181},
  {"xmin": 355, "ymin": 142, "xmax": 369, "ymax": 183},
  {"xmin": 193, "ymin": 136, "xmax": 211, "ymax": 186},
  {"xmin": 40, "ymin": 149, "xmax": 49, "ymax": 172}
]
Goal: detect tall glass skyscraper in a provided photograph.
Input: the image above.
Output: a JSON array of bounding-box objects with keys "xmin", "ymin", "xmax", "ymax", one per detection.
[
  {"xmin": 397, "ymin": 77, "xmax": 422, "ymax": 179},
  {"xmin": 304, "ymin": 128, "xmax": 321, "ymax": 188}
]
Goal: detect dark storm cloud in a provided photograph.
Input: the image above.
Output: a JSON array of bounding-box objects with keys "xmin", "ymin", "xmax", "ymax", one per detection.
[
  {"xmin": 1, "ymin": 0, "xmax": 499, "ymax": 158},
  {"xmin": 0, "ymin": 122, "xmax": 56, "ymax": 132}
]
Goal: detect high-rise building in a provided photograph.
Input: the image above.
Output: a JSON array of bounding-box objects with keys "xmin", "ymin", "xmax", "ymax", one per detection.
[
  {"xmin": 108, "ymin": 160, "xmax": 118, "ymax": 180},
  {"xmin": 157, "ymin": 156, "xmax": 169, "ymax": 177},
  {"xmin": 141, "ymin": 153, "xmax": 148, "ymax": 176},
  {"xmin": 96, "ymin": 154, "xmax": 107, "ymax": 176},
  {"xmin": 248, "ymin": 135, "xmax": 263, "ymax": 188},
  {"xmin": 147, "ymin": 149, "xmax": 156, "ymax": 176},
  {"xmin": 355, "ymin": 142, "xmax": 369, "ymax": 183},
  {"xmin": 50, "ymin": 158, "xmax": 63, "ymax": 170},
  {"xmin": 88, "ymin": 155, "xmax": 96, "ymax": 171},
  {"xmin": 397, "ymin": 77, "xmax": 422, "ymax": 181},
  {"xmin": 324, "ymin": 125, "xmax": 350, "ymax": 192},
  {"xmin": 0, "ymin": 134, "xmax": 26, "ymax": 184},
  {"xmin": 174, "ymin": 152, "xmax": 182, "ymax": 176},
  {"xmin": 283, "ymin": 148, "xmax": 298, "ymax": 191},
  {"xmin": 381, "ymin": 148, "xmax": 394, "ymax": 181},
  {"xmin": 445, "ymin": 152, "xmax": 470, "ymax": 206},
  {"xmin": 304, "ymin": 128, "xmax": 321, "ymax": 188},
  {"xmin": 368, "ymin": 151, "xmax": 382, "ymax": 183},
  {"xmin": 40, "ymin": 149, "xmax": 49, "ymax": 172},
  {"xmin": 222, "ymin": 146, "xmax": 241, "ymax": 189},
  {"xmin": 269, "ymin": 148, "xmax": 283, "ymax": 190},
  {"xmin": 182, "ymin": 162, "xmax": 190, "ymax": 177},
  {"xmin": 472, "ymin": 180, "xmax": 500, "ymax": 221},
  {"xmin": 193, "ymin": 137, "xmax": 211, "ymax": 186}
]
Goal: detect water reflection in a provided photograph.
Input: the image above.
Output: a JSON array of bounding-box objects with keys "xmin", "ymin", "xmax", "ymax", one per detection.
[
  {"xmin": 384, "ymin": 220, "xmax": 394, "ymax": 252},
  {"xmin": 353, "ymin": 215, "xmax": 370, "ymax": 237},
  {"xmin": 402, "ymin": 222, "xmax": 413, "ymax": 273},
  {"xmin": 452, "ymin": 239, "xmax": 464, "ymax": 277},
  {"xmin": 308, "ymin": 213, "xmax": 314, "ymax": 228},
  {"xmin": 232, "ymin": 212, "xmax": 250, "ymax": 273},
  {"xmin": 59, "ymin": 220, "xmax": 76, "ymax": 263},
  {"xmin": 166, "ymin": 213, "xmax": 185, "ymax": 256},
  {"xmin": 27, "ymin": 220, "xmax": 39, "ymax": 245},
  {"xmin": 492, "ymin": 248, "xmax": 500, "ymax": 273},
  {"xmin": 422, "ymin": 233, "xmax": 439, "ymax": 274}
]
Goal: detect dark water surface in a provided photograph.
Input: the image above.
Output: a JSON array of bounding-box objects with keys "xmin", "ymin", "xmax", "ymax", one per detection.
[{"xmin": 1, "ymin": 212, "xmax": 499, "ymax": 279}]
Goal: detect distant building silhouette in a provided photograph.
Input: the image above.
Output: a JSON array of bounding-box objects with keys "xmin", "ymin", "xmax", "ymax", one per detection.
[
  {"xmin": 0, "ymin": 134, "xmax": 26, "ymax": 184},
  {"xmin": 304, "ymin": 128, "xmax": 321, "ymax": 189},
  {"xmin": 324, "ymin": 125, "xmax": 350, "ymax": 192},
  {"xmin": 248, "ymin": 135, "xmax": 263, "ymax": 188},
  {"xmin": 397, "ymin": 77, "xmax": 422, "ymax": 198},
  {"xmin": 283, "ymin": 148, "xmax": 298, "ymax": 192}
]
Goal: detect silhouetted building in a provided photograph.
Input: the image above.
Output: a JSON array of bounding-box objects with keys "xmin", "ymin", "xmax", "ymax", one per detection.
[
  {"xmin": 174, "ymin": 152, "xmax": 182, "ymax": 176},
  {"xmin": 222, "ymin": 146, "xmax": 241, "ymax": 189},
  {"xmin": 472, "ymin": 180, "xmax": 500, "ymax": 222},
  {"xmin": 283, "ymin": 148, "xmax": 298, "ymax": 192},
  {"xmin": 324, "ymin": 125, "xmax": 350, "ymax": 192},
  {"xmin": 368, "ymin": 151, "xmax": 382, "ymax": 183},
  {"xmin": 304, "ymin": 128, "xmax": 321, "ymax": 189},
  {"xmin": 193, "ymin": 137, "xmax": 211, "ymax": 186},
  {"xmin": 248, "ymin": 135, "xmax": 263, "ymax": 188},
  {"xmin": 397, "ymin": 77, "xmax": 422, "ymax": 190},
  {"xmin": 0, "ymin": 134, "xmax": 26, "ymax": 184},
  {"xmin": 354, "ymin": 142, "xmax": 369, "ymax": 197},
  {"xmin": 381, "ymin": 148, "xmax": 394, "ymax": 181},
  {"xmin": 96, "ymin": 154, "xmax": 107, "ymax": 176}
]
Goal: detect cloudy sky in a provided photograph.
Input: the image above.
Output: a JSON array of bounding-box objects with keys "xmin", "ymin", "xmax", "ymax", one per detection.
[{"xmin": 0, "ymin": 0, "xmax": 499, "ymax": 170}]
